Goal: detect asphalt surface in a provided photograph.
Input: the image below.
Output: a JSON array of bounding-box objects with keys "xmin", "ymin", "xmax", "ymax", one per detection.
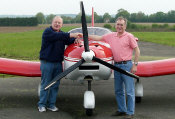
[{"xmin": 0, "ymin": 41, "xmax": 175, "ymax": 119}]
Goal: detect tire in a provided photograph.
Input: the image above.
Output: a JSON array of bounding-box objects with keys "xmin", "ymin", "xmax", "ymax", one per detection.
[
  {"xmin": 136, "ymin": 96, "xmax": 142, "ymax": 103},
  {"xmin": 38, "ymin": 83, "xmax": 41, "ymax": 97},
  {"xmin": 86, "ymin": 109, "xmax": 93, "ymax": 116}
]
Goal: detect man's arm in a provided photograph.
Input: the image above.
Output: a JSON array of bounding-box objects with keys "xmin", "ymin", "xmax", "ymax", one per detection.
[
  {"xmin": 88, "ymin": 35, "xmax": 103, "ymax": 41},
  {"xmin": 133, "ymin": 46, "xmax": 140, "ymax": 63},
  {"xmin": 70, "ymin": 33, "xmax": 83, "ymax": 38},
  {"xmin": 65, "ymin": 33, "xmax": 82, "ymax": 45},
  {"xmin": 131, "ymin": 46, "xmax": 140, "ymax": 73}
]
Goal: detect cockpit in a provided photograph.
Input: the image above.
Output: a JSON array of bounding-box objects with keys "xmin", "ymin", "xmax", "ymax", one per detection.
[{"xmin": 69, "ymin": 27, "xmax": 111, "ymax": 36}]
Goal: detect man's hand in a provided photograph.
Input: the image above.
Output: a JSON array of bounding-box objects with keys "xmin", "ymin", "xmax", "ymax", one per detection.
[
  {"xmin": 131, "ymin": 65, "xmax": 137, "ymax": 73},
  {"xmin": 74, "ymin": 38, "xmax": 82, "ymax": 45},
  {"xmin": 70, "ymin": 33, "xmax": 83, "ymax": 38}
]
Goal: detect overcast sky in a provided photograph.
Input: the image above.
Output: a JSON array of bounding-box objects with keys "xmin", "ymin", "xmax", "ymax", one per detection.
[{"xmin": 1, "ymin": 0, "xmax": 175, "ymax": 15}]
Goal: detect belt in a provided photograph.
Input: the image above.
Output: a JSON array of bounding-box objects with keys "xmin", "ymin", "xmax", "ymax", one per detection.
[{"xmin": 115, "ymin": 60, "xmax": 131, "ymax": 64}]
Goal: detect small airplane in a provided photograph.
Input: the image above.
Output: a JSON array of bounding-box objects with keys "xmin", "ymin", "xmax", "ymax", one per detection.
[{"xmin": 0, "ymin": 1, "xmax": 175, "ymax": 116}]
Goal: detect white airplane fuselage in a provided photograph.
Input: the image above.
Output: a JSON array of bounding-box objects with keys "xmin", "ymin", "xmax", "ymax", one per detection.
[{"xmin": 64, "ymin": 60, "xmax": 112, "ymax": 81}]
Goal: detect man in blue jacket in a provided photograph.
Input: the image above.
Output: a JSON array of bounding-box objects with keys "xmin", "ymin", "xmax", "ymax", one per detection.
[{"xmin": 38, "ymin": 16, "xmax": 82, "ymax": 112}]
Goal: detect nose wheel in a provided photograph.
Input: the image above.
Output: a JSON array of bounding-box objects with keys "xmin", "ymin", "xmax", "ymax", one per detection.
[
  {"xmin": 84, "ymin": 77, "xmax": 95, "ymax": 116},
  {"xmin": 86, "ymin": 109, "xmax": 93, "ymax": 116}
]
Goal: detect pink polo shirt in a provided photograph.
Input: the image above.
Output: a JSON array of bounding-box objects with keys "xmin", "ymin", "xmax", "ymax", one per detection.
[{"xmin": 102, "ymin": 31, "xmax": 138, "ymax": 62}]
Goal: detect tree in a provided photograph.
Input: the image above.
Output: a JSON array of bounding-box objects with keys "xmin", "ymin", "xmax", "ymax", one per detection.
[
  {"xmin": 103, "ymin": 13, "xmax": 111, "ymax": 23},
  {"xmin": 149, "ymin": 12, "xmax": 166, "ymax": 22},
  {"xmin": 74, "ymin": 12, "xmax": 91, "ymax": 23},
  {"xmin": 130, "ymin": 13, "xmax": 137, "ymax": 22},
  {"xmin": 46, "ymin": 14, "xmax": 55, "ymax": 24},
  {"xmin": 135, "ymin": 12, "xmax": 148, "ymax": 22},
  {"xmin": 61, "ymin": 16, "xmax": 74, "ymax": 24},
  {"xmin": 167, "ymin": 10, "xmax": 175, "ymax": 22},
  {"xmin": 94, "ymin": 12, "xmax": 103, "ymax": 23},
  {"xmin": 86, "ymin": 15, "xmax": 91, "ymax": 23},
  {"xmin": 115, "ymin": 9, "xmax": 130, "ymax": 20},
  {"xmin": 35, "ymin": 12, "xmax": 45, "ymax": 24},
  {"xmin": 74, "ymin": 13, "xmax": 81, "ymax": 23}
]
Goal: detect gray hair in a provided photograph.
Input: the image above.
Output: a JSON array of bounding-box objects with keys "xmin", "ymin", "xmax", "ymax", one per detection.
[
  {"xmin": 116, "ymin": 16, "xmax": 127, "ymax": 26},
  {"xmin": 52, "ymin": 16, "xmax": 63, "ymax": 23}
]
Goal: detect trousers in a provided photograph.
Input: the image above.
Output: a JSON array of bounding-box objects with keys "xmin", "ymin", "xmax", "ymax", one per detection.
[
  {"xmin": 114, "ymin": 61, "xmax": 135, "ymax": 115},
  {"xmin": 38, "ymin": 60, "xmax": 62, "ymax": 108}
]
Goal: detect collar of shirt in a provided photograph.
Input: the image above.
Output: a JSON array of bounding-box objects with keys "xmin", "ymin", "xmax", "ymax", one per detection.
[{"xmin": 115, "ymin": 31, "xmax": 127, "ymax": 38}]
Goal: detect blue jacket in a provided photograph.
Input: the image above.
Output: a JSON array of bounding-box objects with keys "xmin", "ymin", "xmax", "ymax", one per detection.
[{"xmin": 40, "ymin": 26, "xmax": 75, "ymax": 62}]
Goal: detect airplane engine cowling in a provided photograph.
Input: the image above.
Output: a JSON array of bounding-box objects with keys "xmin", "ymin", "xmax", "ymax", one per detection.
[{"xmin": 64, "ymin": 40, "xmax": 113, "ymax": 81}]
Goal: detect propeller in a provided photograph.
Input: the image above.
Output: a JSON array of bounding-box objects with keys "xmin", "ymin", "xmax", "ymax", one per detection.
[
  {"xmin": 92, "ymin": 57, "xmax": 139, "ymax": 79},
  {"xmin": 45, "ymin": 59, "xmax": 85, "ymax": 90},
  {"xmin": 45, "ymin": 1, "xmax": 139, "ymax": 90},
  {"xmin": 81, "ymin": 1, "xmax": 89, "ymax": 52}
]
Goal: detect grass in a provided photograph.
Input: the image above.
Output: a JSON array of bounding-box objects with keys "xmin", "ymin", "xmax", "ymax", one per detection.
[
  {"xmin": 138, "ymin": 56, "xmax": 174, "ymax": 61},
  {"xmin": 132, "ymin": 32, "xmax": 175, "ymax": 47},
  {"xmin": 0, "ymin": 26, "xmax": 77, "ymax": 60},
  {"xmin": 0, "ymin": 30, "xmax": 42, "ymax": 60}
]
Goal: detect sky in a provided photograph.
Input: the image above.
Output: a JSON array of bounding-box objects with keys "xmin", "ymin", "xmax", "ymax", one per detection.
[{"xmin": 1, "ymin": 0, "xmax": 175, "ymax": 16}]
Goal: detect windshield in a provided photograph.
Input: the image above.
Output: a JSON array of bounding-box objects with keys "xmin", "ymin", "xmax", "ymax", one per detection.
[{"xmin": 69, "ymin": 27, "xmax": 111, "ymax": 36}]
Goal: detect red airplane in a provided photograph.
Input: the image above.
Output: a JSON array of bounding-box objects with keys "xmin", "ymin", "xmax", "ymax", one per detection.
[{"xmin": 0, "ymin": 1, "xmax": 175, "ymax": 116}]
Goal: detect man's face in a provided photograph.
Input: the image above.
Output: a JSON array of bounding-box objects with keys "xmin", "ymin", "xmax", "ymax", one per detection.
[
  {"xmin": 52, "ymin": 17, "xmax": 63, "ymax": 31},
  {"xmin": 115, "ymin": 19, "xmax": 126, "ymax": 34}
]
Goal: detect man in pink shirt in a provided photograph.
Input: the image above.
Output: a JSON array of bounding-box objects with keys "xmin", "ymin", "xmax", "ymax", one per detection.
[{"xmin": 89, "ymin": 16, "xmax": 140, "ymax": 119}]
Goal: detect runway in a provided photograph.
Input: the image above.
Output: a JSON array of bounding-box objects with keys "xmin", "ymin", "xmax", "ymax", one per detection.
[{"xmin": 0, "ymin": 74, "xmax": 175, "ymax": 119}]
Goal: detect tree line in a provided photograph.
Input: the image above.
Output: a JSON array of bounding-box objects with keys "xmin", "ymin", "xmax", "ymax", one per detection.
[
  {"xmin": 0, "ymin": 8, "xmax": 175, "ymax": 26},
  {"xmin": 36, "ymin": 9, "xmax": 175, "ymax": 24},
  {"xmin": 0, "ymin": 17, "xmax": 38, "ymax": 26}
]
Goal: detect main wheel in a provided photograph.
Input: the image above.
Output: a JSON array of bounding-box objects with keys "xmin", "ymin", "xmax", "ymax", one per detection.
[
  {"xmin": 86, "ymin": 109, "xmax": 93, "ymax": 116},
  {"xmin": 38, "ymin": 83, "xmax": 41, "ymax": 97},
  {"xmin": 136, "ymin": 96, "xmax": 142, "ymax": 103}
]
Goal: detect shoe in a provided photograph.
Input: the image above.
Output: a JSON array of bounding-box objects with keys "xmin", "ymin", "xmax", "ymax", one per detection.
[
  {"xmin": 38, "ymin": 107, "xmax": 46, "ymax": 112},
  {"xmin": 124, "ymin": 114, "xmax": 134, "ymax": 119},
  {"xmin": 111, "ymin": 111, "xmax": 126, "ymax": 116},
  {"xmin": 47, "ymin": 106, "xmax": 59, "ymax": 112}
]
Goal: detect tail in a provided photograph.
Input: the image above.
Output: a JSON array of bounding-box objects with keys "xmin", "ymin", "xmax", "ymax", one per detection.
[{"xmin": 91, "ymin": 7, "xmax": 94, "ymax": 27}]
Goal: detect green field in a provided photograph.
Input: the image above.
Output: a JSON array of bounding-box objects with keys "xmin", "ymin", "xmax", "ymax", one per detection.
[
  {"xmin": 0, "ymin": 26, "xmax": 174, "ymax": 60},
  {"xmin": 0, "ymin": 26, "xmax": 76, "ymax": 60},
  {"xmin": 133, "ymin": 32, "xmax": 175, "ymax": 47}
]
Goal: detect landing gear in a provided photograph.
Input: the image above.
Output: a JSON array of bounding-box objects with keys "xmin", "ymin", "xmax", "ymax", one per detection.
[
  {"xmin": 135, "ymin": 79, "xmax": 143, "ymax": 103},
  {"xmin": 38, "ymin": 83, "xmax": 41, "ymax": 97},
  {"xmin": 83, "ymin": 76, "xmax": 95, "ymax": 116},
  {"xmin": 86, "ymin": 109, "xmax": 93, "ymax": 116},
  {"xmin": 136, "ymin": 96, "xmax": 142, "ymax": 103}
]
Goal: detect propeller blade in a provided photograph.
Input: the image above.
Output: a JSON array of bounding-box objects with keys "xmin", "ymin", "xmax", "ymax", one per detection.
[
  {"xmin": 92, "ymin": 56, "xmax": 139, "ymax": 80},
  {"xmin": 45, "ymin": 59, "xmax": 85, "ymax": 90},
  {"xmin": 80, "ymin": 1, "xmax": 89, "ymax": 52}
]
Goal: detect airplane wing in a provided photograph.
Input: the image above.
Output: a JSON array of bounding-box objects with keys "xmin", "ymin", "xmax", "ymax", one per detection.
[
  {"xmin": 136, "ymin": 58, "xmax": 175, "ymax": 77},
  {"xmin": 1, "ymin": 58, "xmax": 175, "ymax": 78},
  {"xmin": 0, "ymin": 58, "xmax": 41, "ymax": 77}
]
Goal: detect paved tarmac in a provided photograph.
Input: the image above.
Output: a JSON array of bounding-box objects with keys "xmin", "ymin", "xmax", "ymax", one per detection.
[
  {"xmin": 0, "ymin": 75, "xmax": 175, "ymax": 119},
  {"xmin": 0, "ymin": 41, "xmax": 175, "ymax": 119}
]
